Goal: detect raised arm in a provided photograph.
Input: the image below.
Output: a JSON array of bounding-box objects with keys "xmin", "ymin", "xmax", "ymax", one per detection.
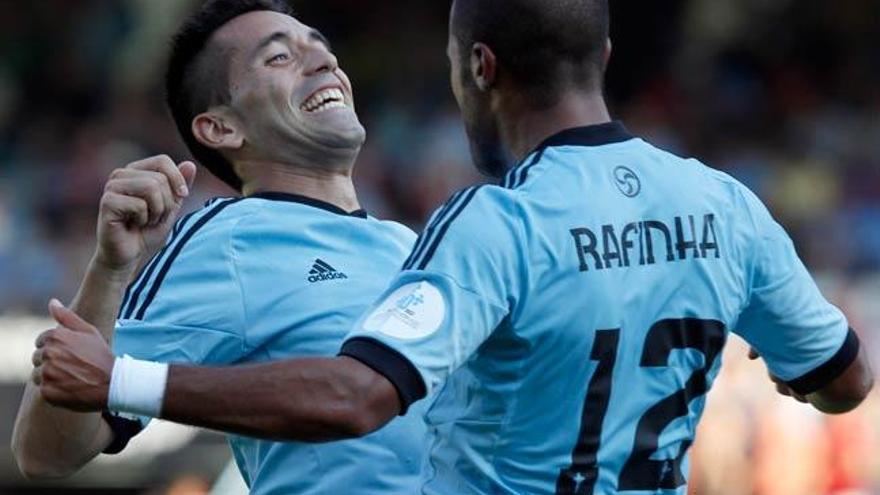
[{"xmin": 12, "ymin": 157, "xmax": 195, "ymax": 478}]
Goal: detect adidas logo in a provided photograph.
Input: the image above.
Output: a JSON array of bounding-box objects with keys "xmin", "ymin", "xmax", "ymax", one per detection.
[{"xmin": 308, "ymin": 259, "xmax": 349, "ymax": 283}]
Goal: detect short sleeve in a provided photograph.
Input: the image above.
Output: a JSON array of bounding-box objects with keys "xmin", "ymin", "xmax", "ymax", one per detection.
[
  {"xmin": 342, "ymin": 186, "xmax": 525, "ymax": 412},
  {"xmin": 733, "ymin": 188, "xmax": 855, "ymax": 395},
  {"xmin": 103, "ymin": 321, "xmax": 247, "ymax": 454}
]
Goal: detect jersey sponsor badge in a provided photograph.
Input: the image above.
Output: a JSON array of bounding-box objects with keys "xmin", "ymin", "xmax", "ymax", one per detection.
[
  {"xmin": 307, "ymin": 258, "xmax": 348, "ymax": 283},
  {"xmin": 363, "ymin": 282, "xmax": 445, "ymax": 340}
]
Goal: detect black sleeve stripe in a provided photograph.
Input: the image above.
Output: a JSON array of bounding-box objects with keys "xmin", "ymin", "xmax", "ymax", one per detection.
[
  {"xmin": 407, "ymin": 188, "xmax": 471, "ymax": 269},
  {"xmin": 402, "ymin": 188, "xmax": 468, "ymax": 270},
  {"xmin": 501, "ymin": 165, "xmax": 519, "ymax": 189},
  {"xmin": 501, "ymin": 149, "xmax": 537, "ymax": 188},
  {"xmin": 119, "ymin": 209, "xmax": 201, "ymax": 320},
  {"xmin": 132, "ymin": 198, "xmax": 243, "ymax": 321},
  {"xmin": 101, "ymin": 410, "xmax": 144, "ymax": 455},
  {"xmin": 402, "ymin": 189, "xmax": 465, "ymax": 270},
  {"xmin": 120, "ymin": 245, "xmax": 173, "ymax": 319},
  {"xmin": 415, "ymin": 186, "xmax": 483, "ymax": 270},
  {"xmin": 500, "ymin": 147, "xmax": 546, "ymax": 189},
  {"xmin": 172, "ymin": 208, "xmax": 201, "ymax": 237},
  {"xmin": 117, "ymin": 284, "xmax": 135, "ymax": 320},
  {"xmin": 786, "ymin": 328, "xmax": 860, "ymax": 396},
  {"xmin": 339, "ymin": 337, "xmax": 427, "ymax": 415},
  {"xmin": 510, "ymin": 148, "xmax": 546, "ymax": 189}
]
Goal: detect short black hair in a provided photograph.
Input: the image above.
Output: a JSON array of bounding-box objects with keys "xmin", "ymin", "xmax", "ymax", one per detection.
[
  {"xmin": 165, "ymin": 0, "xmax": 294, "ymax": 192},
  {"xmin": 452, "ymin": 0, "xmax": 609, "ymax": 104}
]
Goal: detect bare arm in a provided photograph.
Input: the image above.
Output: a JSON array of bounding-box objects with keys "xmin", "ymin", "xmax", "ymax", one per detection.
[
  {"xmin": 751, "ymin": 332, "xmax": 875, "ymax": 414},
  {"xmin": 805, "ymin": 343, "xmax": 873, "ymax": 414},
  {"xmin": 34, "ymin": 312, "xmax": 403, "ymax": 443},
  {"xmin": 12, "ymin": 157, "xmax": 195, "ymax": 478},
  {"xmin": 161, "ymin": 356, "xmax": 401, "ymax": 442},
  {"xmin": 11, "ymin": 264, "xmax": 128, "ymax": 479}
]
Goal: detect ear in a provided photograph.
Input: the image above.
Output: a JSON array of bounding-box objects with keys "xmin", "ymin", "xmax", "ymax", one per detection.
[
  {"xmin": 470, "ymin": 42, "xmax": 497, "ymax": 92},
  {"xmin": 192, "ymin": 109, "xmax": 245, "ymax": 152}
]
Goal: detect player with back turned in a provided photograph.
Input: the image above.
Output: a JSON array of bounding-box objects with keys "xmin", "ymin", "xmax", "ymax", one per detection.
[{"xmin": 33, "ymin": 0, "xmax": 874, "ymax": 494}]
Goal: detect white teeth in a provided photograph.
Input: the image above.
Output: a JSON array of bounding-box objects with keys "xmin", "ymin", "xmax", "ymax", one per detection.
[
  {"xmin": 311, "ymin": 100, "xmax": 346, "ymax": 113},
  {"xmin": 301, "ymin": 88, "xmax": 347, "ymax": 113}
]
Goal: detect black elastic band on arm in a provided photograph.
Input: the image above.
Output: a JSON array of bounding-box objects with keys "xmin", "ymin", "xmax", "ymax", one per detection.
[
  {"xmin": 340, "ymin": 337, "xmax": 427, "ymax": 415},
  {"xmin": 101, "ymin": 410, "xmax": 144, "ymax": 455},
  {"xmin": 786, "ymin": 328, "xmax": 860, "ymax": 396}
]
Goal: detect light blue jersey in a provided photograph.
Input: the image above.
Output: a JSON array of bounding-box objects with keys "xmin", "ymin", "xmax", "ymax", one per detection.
[
  {"xmin": 104, "ymin": 192, "xmax": 427, "ymax": 495},
  {"xmin": 342, "ymin": 122, "xmax": 858, "ymax": 494}
]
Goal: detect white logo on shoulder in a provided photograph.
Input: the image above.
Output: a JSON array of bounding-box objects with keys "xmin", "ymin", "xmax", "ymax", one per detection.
[{"xmin": 363, "ymin": 282, "xmax": 445, "ymax": 340}]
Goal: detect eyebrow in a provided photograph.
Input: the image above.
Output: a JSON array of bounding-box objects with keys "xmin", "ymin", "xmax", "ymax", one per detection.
[
  {"xmin": 252, "ymin": 29, "xmax": 333, "ymax": 57},
  {"xmin": 309, "ymin": 29, "xmax": 332, "ymax": 51},
  {"xmin": 253, "ymin": 31, "xmax": 289, "ymax": 57}
]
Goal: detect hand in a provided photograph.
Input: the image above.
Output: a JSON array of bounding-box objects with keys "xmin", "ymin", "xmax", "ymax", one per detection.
[
  {"xmin": 32, "ymin": 300, "xmax": 115, "ymax": 412},
  {"xmin": 748, "ymin": 347, "xmax": 808, "ymax": 403},
  {"xmin": 95, "ymin": 156, "xmax": 197, "ymax": 274}
]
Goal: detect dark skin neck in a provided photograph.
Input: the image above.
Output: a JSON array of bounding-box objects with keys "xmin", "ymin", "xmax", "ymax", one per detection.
[{"xmin": 497, "ymin": 89, "xmax": 611, "ymax": 162}]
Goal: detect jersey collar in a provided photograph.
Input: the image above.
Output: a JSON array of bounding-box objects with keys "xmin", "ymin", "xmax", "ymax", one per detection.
[
  {"xmin": 535, "ymin": 120, "xmax": 634, "ymax": 151},
  {"xmin": 248, "ymin": 191, "xmax": 369, "ymax": 219}
]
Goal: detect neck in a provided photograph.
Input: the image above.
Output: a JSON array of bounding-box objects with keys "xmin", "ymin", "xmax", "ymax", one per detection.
[
  {"xmin": 500, "ymin": 90, "xmax": 611, "ymax": 161},
  {"xmin": 237, "ymin": 160, "xmax": 361, "ymax": 213}
]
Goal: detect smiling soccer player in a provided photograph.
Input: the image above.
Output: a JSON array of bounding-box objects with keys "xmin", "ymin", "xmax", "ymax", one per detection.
[
  {"xmin": 30, "ymin": 0, "xmax": 874, "ymax": 494},
  {"xmin": 12, "ymin": 1, "xmax": 427, "ymax": 493}
]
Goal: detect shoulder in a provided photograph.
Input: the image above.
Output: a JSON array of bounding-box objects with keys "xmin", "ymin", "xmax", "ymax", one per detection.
[
  {"xmin": 695, "ymin": 167, "xmax": 778, "ymax": 236},
  {"xmin": 371, "ymin": 218, "xmax": 419, "ymax": 247},
  {"xmin": 430, "ymin": 184, "xmax": 521, "ymax": 234},
  {"xmin": 632, "ymin": 141, "xmax": 775, "ymax": 226},
  {"xmin": 167, "ymin": 197, "xmax": 262, "ymax": 262},
  {"xmin": 402, "ymin": 184, "xmax": 523, "ymax": 271},
  {"xmin": 117, "ymin": 197, "xmax": 257, "ymax": 323}
]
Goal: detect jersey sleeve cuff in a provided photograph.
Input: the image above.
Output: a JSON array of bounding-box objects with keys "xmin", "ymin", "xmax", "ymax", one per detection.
[
  {"xmin": 785, "ymin": 328, "xmax": 860, "ymax": 396},
  {"xmin": 340, "ymin": 337, "xmax": 427, "ymax": 415},
  {"xmin": 101, "ymin": 410, "xmax": 145, "ymax": 455}
]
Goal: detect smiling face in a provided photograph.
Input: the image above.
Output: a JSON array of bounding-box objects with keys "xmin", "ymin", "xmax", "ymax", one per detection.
[{"xmin": 201, "ymin": 11, "xmax": 365, "ymax": 172}]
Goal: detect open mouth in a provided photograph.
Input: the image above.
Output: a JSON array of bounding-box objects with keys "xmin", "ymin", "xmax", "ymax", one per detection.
[{"xmin": 300, "ymin": 87, "xmax": 347, "ymax": 113}]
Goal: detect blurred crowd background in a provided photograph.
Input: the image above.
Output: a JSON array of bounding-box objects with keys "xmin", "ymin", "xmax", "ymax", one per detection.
[{"xmin": 0, "ymin": 0, "xmax": 878, "ymax": 493}]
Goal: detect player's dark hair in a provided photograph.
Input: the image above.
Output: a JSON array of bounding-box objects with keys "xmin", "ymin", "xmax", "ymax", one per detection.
[
  {"xmin": 165, "ymin": 0, "xmax": 294, "ymax": 192},
  {"xmin": 451, "ymin": 0, "xmax": 609, "ymax": 105}
]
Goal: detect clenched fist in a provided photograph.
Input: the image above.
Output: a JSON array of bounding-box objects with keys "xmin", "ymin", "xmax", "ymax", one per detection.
[
  {"xmin": 96, "ymin": 156, "xmax": 197, "ymax": 274},
  {"xmin": 748, "ymin": 347, "xmax": 808, "ymax": 403},
  {"xmin": 32, "ymin": 300, "xmax": 114, "ymax": 412}
]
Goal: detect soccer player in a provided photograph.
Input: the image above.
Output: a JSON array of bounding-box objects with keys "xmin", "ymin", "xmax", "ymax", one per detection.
[
  {"xmin": 33, "ymin": 0, "xmax": 875, "ymax": 494},
  {"xmin": 12, "ymin": 1, "xmax": 428, "ymax": 493}
]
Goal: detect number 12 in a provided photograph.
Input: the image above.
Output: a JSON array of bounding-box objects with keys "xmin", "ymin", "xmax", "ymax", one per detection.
[{"xmin": 556, "ymin": 318, "xmax": 726, "ymax": 494}]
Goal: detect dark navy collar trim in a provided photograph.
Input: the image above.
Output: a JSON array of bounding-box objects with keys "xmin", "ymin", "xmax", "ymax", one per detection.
[
  {"xmin": 502, "ymin": 121, "xmax": 634, "ymax": 188},
  {"xmin": 533, "ymin": 120, "xmax": 634, "ymax": 153},
  {"xmin": 248, "ymin": 191, "xmax": 368, "ymax": 218}
]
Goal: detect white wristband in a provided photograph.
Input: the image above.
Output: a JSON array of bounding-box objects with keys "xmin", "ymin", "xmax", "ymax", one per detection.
[{"xmin": 108, "ymin": 355, "xmax": 169, "ymax": 418}]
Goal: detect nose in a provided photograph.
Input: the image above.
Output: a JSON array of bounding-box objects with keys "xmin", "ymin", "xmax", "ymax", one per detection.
[{"xmin": 303, "ymin": 44, "xmax": 338, "ymax": 77}]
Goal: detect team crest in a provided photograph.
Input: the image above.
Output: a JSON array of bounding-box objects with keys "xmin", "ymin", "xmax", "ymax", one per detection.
[{"xmin": 613, "ymin": 166, "xmax": 641, "ymax": 198}]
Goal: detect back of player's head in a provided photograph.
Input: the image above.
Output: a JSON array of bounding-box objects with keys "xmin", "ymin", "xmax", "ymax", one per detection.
[
  {"xmin": 166, "ymin": 0, "xmax": 293, "ymax": 192},
  {"xmin": 451, "ymin": 0, "xmax": 609, "ymax": 104}
]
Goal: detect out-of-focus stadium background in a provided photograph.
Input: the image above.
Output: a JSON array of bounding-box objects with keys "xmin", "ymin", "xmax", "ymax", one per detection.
[{"xmin": 0, "ymin": 0, "xmax": 878, "ymax": 493}]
